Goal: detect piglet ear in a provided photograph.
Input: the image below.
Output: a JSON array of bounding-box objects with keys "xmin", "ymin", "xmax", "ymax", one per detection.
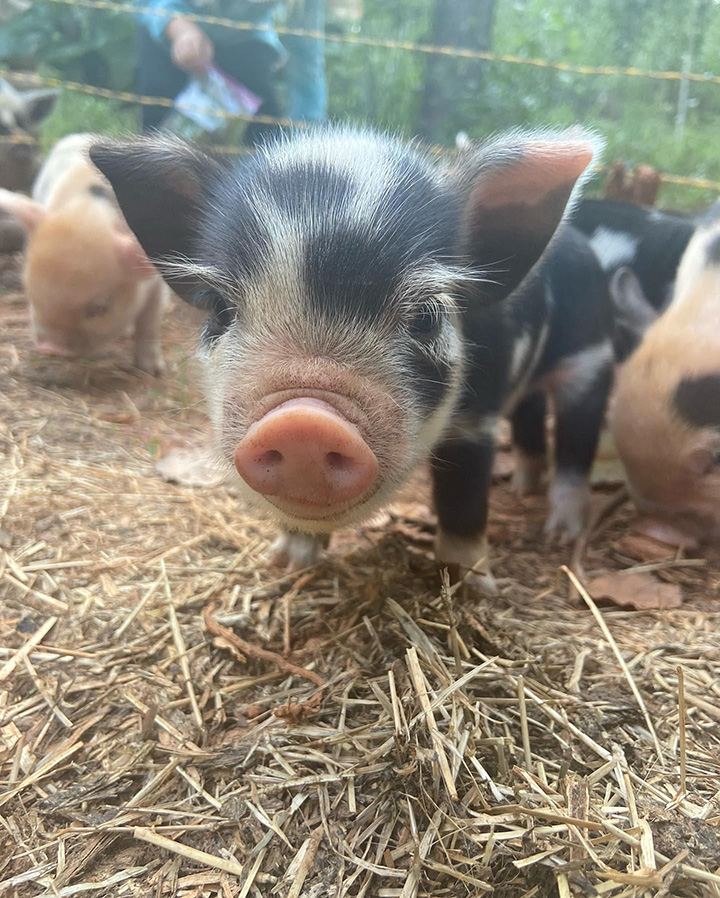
[
  {"xmin": 116, "ymin": 231, "xmax": 156, "ymax": 280},
  {"xmin": 90, "ymin": 137, "xmax": 223, "ymax": 300},
  {"xmin": 609, "ymin": 266, "xmax": 657, "ymax": 361},
  {"xmin": 454, "ymin": 129, "xmax": 601, "ymax": 302},
  {"xmin": 17, "ymin": 88, "xmax": 59, "ymax": 129},
  {"xmin": 0, "ymin": 188, "xmax": 45, "ymax": 231}
]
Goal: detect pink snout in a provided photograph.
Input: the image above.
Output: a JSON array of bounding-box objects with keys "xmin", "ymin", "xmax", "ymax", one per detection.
[
  {"xmin": 34, "ymin": 339, "xmax": 75, "ymax": 358},
  {"xmin": 233, "ymin": 398, "xmax": 378, "ymax": 514}
]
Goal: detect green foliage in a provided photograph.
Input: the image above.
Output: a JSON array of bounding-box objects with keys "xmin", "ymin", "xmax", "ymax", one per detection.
[
  {"xmin": 0, "ymin": 4, "xmax": 136, "ymax": 90},
  {"xmin": 37, "ymin": 91, "xmax": 138, "ymax": 152},
  {"xmin": 6, "ymin": 0, "xmax": 720, "ymax": 209}
]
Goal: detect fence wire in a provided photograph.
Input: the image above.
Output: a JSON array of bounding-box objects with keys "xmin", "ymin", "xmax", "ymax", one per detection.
[
  {"xmin": 43, "ymin": 0, "xmax": 720, "ymax": 87},
  {"xmin": 2, "ymin": 0, "xmax": 720, "ymax": 194}
]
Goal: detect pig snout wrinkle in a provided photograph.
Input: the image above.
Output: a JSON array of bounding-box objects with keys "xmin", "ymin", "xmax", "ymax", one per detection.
[{"xmin": 233, "ymin": 398, "xmax": 378, "ymax": 512}]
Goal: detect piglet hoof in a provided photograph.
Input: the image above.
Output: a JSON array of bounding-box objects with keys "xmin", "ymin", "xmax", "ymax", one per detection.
[
  {"xmin": 511, "ymin": 451, "xmax": 545, "ymax": 497},
  {"xmin": 544, "ymin": 477, "xmax": 590, "ymax": 545},
  {"xmin": 266, "ymin": 531, "xmax": 329, "ymax": 573},
  {"xmin": 435, "ymin": 530, "xmax": 497, "ymax": 598},
  {"xmin": 462, "ymin": 569, "xmax": 499, "ymax": 597},
  {"xmin": 134, "ymin": 347, "xmax": 165, "ymax": 377}
]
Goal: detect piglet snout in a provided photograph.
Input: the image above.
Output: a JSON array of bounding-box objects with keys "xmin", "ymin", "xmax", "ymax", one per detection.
[{"xmin": 234, "ymin": 398, "xmax": 378, "ymax": 512}]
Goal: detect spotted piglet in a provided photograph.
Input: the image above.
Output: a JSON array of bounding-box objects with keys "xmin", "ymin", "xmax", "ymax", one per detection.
[
  {"xmin": 571, "ymin": 197, "xmax": 696, "ymax": 360},
  {"xmin": 610, "ymin": 202, "xmax": 720, "ymax": 548},
  {"xmin": 0, "ymin": 133, "xmax": 168, "ymax": 374},
  {"xmin": 91, "ymin": 127, "xmax": 604, "ymax": 589}
]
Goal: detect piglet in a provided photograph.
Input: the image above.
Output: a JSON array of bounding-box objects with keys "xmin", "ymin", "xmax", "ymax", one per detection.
[
  {"xmin": 90, "ymin": 127, "xmax": 600, "ymax": 585},
  {"xmin": 0, "ymin": 133, "xmax": 167, "ymax": 374},
  {"xmin": 610, "ymin": 202, "xmax": 720, "ymax": 547},
  {"xmin": 0, "ymin": 78, "xmax": 58, "ymax": 193},
  {"xmin": 571, "ymin": 197, "xmax": 695, "ymax": 360}
]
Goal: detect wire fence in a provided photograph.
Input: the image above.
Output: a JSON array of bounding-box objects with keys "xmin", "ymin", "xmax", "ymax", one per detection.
[
  {"xmin": 43, "ymin": 0, "xmax": 720, "ymax": 87},
  {"xmin": 3, "ymin": 0, "xmax": 720, "ymax": 193}
]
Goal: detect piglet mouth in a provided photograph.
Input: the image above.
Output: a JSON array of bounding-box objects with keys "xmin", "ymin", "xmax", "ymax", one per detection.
[{"xmin": 233, "ymin": 396, "xmax": 380, "ymax": 520}]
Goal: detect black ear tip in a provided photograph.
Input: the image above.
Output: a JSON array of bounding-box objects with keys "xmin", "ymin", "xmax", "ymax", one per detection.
[{"xmin": 89, "ymin": 142, "xmax": 128, "ymax": 180}]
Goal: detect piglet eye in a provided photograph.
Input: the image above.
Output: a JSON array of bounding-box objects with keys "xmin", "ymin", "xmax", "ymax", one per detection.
[
  {"xmin": 409, "ymin": 303, "xmax": 442, "ymax": 340},
  {"xmin": 201, "ymin": 289, "xmax": 237, "ymax": 340}
]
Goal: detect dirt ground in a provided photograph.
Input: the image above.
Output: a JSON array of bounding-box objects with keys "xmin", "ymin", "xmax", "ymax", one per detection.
[{"xmin": 2, "ymin": 272, "xmax": 720, "ymax": 898}]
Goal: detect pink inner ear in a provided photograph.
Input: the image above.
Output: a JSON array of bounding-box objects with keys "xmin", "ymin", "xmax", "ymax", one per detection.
[
  {"xmin": 116, "ymin": 231, "xmax": 155, "ymax": 280},
  {"xmin": 477, "ymin": 143, "xmax": 594, "ymax": 210},
  {"xmin": 0, "ymin": 188, "xmax": 46, "ymax": 231}
]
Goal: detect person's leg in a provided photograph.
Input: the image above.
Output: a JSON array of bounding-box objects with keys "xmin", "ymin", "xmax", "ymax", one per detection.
[
  {"xmin": 214, "ymin": 40, "xmax": 284, "ymax": 147},
  {"xmin": 284, "ymin": 0, "xmax": 327, "ymax": 123},
  {"xmin": 136, "ymin": 25, "xmax": 187, "ymax": 132}
]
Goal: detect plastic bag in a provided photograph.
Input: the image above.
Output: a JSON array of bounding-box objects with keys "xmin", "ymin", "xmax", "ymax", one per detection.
[{"xmin": 162, "ymin": 66, "xmax": 263, "ymax": 139}]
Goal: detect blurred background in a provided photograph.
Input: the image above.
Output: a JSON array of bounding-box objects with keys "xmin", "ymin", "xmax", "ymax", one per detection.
[{"xmin": 2, "ymin": 0, "xmax": 720, "ymax": 209}]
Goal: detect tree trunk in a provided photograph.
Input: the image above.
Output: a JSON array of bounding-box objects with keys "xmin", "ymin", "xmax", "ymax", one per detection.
[{"xmin": 416, "ymin": 0, "xmax": 497, "ymax": 144}]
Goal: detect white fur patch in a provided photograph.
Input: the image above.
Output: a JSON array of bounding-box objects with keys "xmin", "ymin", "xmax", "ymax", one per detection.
[
  {"xmin": 504, "ymin": 321, "xmax": 549, "ymax": 415},
  {"xmin": 266, "ymin": 531, "xmax": 328, "ymax": 571},
  {"xmin": 545, "ymin": 473, "xmax": 590, "ymax": 542},
  {"xmin": 548, "ymin": 340, "xmax": 614, "ymax": 408},
  {"xmin": 588, "ymin": 227, "xmax": 638, "ymax": 273},
  {"xmin": 510, "ymin": 331, "xmax": 532, "ymax": 382},
  {"xmin": 511, "ymin": 449, "xmax": 545, "ymax": 495},
  {"xmin": 434, "ymin": 528, "xmax": 497, "ymax": 594}
]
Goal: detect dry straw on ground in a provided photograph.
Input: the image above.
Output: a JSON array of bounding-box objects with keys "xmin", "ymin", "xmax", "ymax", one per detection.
[{"xmin": 1, "ymin": 288, "xmax": 720, "ymax": 898}]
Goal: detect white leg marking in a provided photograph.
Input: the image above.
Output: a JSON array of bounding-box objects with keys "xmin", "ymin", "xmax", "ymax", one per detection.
[
  {"xmin": 434, "ymin": 528, "xmax": 497, "ymax": 595},
  {"xmin": 511, "ymin": 448, "xmax": 545, "ymax": 496},
  {"xmin": 266, "ymin": 531, "xmax": 329, "ymax": 572},
  {"xmin": 544, "ymin": 474, "xmax": 590, "ymax": 543}
]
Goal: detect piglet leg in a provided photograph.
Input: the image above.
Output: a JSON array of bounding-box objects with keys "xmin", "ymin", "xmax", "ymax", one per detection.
[
  {"xmin": 510, "ymin": 391, "xmax": 547, "ymax": 495},
  {"xmin": 266, "ymin": 531, "xmax": 330, "ymax": 572},
  {"xmin": 545, "ymin": 354, "xmax": 614, "ymax": 542},
  {"xmin": 133, "ymin": 277, "xmax": 166, "ymax": 376},
  {"xmin": 431, "ymin": 423, "xmax": 497, "ymax": 595}
]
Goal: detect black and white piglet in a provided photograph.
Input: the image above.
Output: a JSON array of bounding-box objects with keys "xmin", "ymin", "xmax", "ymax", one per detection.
[
  {"xmin": 90, "ymin": 127, "xmax": 602, "ymax": 588},
  {"xmin": 572, "ymin": 198, "xmax": 696, "ymax": 359}
]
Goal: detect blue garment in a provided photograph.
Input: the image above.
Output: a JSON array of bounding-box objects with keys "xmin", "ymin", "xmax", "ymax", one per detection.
[
  {"xmin": 135, "ymin": 0, "xmax": 285, "ymax": 58},
  {"xmin": 135, "ymin": 0, "xmax": 327, "ymax": 123},
  {"xmin": 284, "ymin": 0, "xmax": 327, "ymax": 123}
]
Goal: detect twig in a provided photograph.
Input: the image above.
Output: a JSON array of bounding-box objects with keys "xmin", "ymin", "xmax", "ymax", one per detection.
[
  {"xmin": 134, "ymin": 828, "xmax": 249, "ymax": 877},
  {"xmin": 114, "ymin": 570, "xmax": 163, "ymax": 637},
  {"xmin": 562, "ymin": 566, "xmax": 664, "ymax": 765},
  {"xmin": 570, "ymin": 485, "xmax": 629, "ymax": 588},
  {"xmin": 405, "ymin": 646, "xmax": 457, "ymax": 801},
  {"xmin": 164, "ymin": 564, "xmax": 204, "ymax": 731},
  {"xmin": 677, "ymin": 665, "xmax": 687, "ymax": 797},
  {"xmin": 0, "ymin": 616, "xmax": 57, "ymax": 682},
  {"xmin": 202, "ymin": 602, "xmax": 325, "ymax": 689},
  {"xmin": 517, "ymin": 675, "xmax": 532, "ymax": 771},
  {"xmin": 0, "ymin": 741, "xmax": 83, "ymax": 808}
]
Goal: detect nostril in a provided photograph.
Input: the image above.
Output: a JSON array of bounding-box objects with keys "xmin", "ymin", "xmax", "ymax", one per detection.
[
  {"xmin": 258, "ymin": 449, "xmax": 283, "ymax": 468},
  {"xmin": 326, "ymin": 451, "xmax": 353, "ymax": 471}
]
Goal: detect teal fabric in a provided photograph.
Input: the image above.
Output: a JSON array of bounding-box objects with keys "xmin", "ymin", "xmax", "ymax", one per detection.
[
  {"xmin": 135, "ymin": 0, "xmax": 327, "ymax": 122},
  {"xmin": 135, "ymin": 0, "xmax": 284, "ymax": 59}
]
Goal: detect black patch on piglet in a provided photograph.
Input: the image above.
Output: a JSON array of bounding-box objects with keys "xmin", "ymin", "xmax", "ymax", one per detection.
[{"xmin": 674, "ymin": 375, "xmax": 720, "ymax": 429}]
